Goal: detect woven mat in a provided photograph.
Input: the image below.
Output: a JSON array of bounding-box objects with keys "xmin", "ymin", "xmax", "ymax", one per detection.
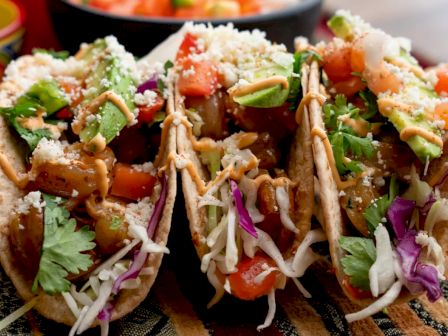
[{"xmin": 2, "ymin": 194, "xmax": 448, "ymax": 336}]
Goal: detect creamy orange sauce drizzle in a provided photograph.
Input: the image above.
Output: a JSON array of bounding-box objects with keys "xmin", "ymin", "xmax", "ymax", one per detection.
[
  {"xmin": 295, "ymin": 92, "xmax": 326, "ymax": 124},
  {"xmin": 17, "ymin": 110, "xmax": 64, "ymax": 138},
  {"xmin": 0, "ymin": 153, "xmax": 28, "ymax": 188},
  {"xmin": 229, "ymin": 76, "xmax": 289, "ymax": 99},
  {"xmin": 94, "ymin": 159, "xmax": 109, "ymax": 198},
  {"xmin": 311, "ymin": 127, "xmax": 361, "ymax": 190},
  {"xmin": 400, "ymin": 126, "xmax": 443, "ymax": 148},
  {"xmin": 72, "ymin": 91, "xmax": 135, "ymax": 135},
  {"xmin": 86, "ymin": 133, "xmax": 107, "ymax": 153},
  {"xmin": 338, "ymin": 114, "xmax": 370, "ymax": 137}
]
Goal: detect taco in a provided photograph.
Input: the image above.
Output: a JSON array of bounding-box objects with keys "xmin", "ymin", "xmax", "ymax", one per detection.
[
  {"xmin": 307, "ymin": 11, "xmax": 448, "ymax": 321},
  {"xmin": 172, "ymin": 24, "xmax": 326, "ymax": 330},
  {"xmin": 0, "ymin": 37, "xmax": 176, "ymax": 334}
]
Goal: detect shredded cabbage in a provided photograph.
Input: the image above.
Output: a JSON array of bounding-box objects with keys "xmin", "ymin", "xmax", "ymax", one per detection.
[
  {"xmin": 256, "ymin": 289, "xmax": 276, "ymax": 331},
  {"xmin": 276, "ymin": 186, "xmax": 299, "ymax": 233},
  {"xmin": 369, "ymin": 225, "xmax": 395, "ymax": 297},
  {"xmin": 402, "ymin": 167, "xmax": 432, "ymax": 207}
]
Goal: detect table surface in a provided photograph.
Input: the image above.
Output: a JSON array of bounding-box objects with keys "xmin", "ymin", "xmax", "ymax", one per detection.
[{"xmin": 323, "ymin": 0, "xmax": 448, "ymax": 65}]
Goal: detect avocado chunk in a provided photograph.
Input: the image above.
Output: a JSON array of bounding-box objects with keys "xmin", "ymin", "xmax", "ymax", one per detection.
[
  {"xmin": 233, "ymin": 63, "xmax": 293, "ymax": 108},
  {"xmin": 327, "ymin": 12, "xmax": 442, "ymax": 161},
  {"xmin": 327, "ymin": 14, "xmax": 354, "ymax": 41},
  {"xmin": 77, "ymin": 37, "xmax": 136, "ymax": 151}
]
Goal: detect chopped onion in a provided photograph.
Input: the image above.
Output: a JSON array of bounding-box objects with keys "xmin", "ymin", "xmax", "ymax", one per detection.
[
  {"xmin": 230, "ymin": 180, "xmax": 258, "ymax": 238},
  {"xmin": 345, "ymin": 281, "xmax": 402, "ymax": 322},
  {"xmin": 137, "ymin": 75, "xmax": 157, "ymax": 93},
  {"xmin": 225, "ymin": 203, "xmax": 238, "ymax": 273},
  {"xmin": 369, "ymin": 225, "xmax": 395, "ymax": 297},
  {"xmin": 292, "ymin": 278, "xmax": 312, "ymax": 298},
  {"xmin": 276, "ymin": 186, "xmax": 299, "ymax": 233},
  {"xmin": 387, "ymin": 197, "xmax": 416, "ymax": 240},
  {"xmin": 206, "ymin": 261, "xmax": 225, "ymax": 309},
  {"xmin": 256, "ymin": 289, "xmax": 276, "ymax": 331},
  {"xmin": 77, "ymin": 280, "xmax": 113, "ymax": 334}
]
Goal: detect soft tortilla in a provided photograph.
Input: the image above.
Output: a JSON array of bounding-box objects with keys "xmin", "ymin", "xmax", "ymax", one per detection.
[
  {"xmin": 0, "ymin": 59, "xmax": 177, "ymax": 326},
  {"xmin": 307, "ymin": 60, "xmax": 414, "ymax": 306},
  {"xmin": 176, "ymin": 63, "xmax": 315, "ymax": 264}
]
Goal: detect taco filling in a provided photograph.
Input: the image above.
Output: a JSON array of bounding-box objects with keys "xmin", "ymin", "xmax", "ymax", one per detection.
[
  {"xmin": 310, "ymin": 11, "xmax": 448, "ymax": 321},
  {"xmin": 0, "ymin": 37, "xmax": 174, "ymax": 334},
  {"xmin": 173, "ymin": 24, "xmax": 325, "ymax": 330}
]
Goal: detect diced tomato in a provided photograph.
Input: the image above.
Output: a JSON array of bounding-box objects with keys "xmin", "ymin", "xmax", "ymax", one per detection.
[
  {"xmin": 55, "ymin": 107, "xmax": 73, "ymax": 120},
  {"xmin": 350, "ymin": 46, "xmax": 365, "ymax": 73},
  {"xmin": 228, "ymin": 253, "xmax": 278, "ymax": 300},
  {"xmin": 332, "ymin": 76, "xmax": 366, "ymax": 97},
  {"xmin": 177, "ymin": 58, "xmax": 218, "ymax": 97},
  {"xmin": 435, "ymin": 102, "xmax": 448, "ymax": 130},
  {"xmin": 111, "ymin": 163, "xmax": 157, "ymax": 201},
  {"xmin": 59, "ymin": 81, "xmax": 83, "ymax": 108},
  {"xmin": 134, "ymin": 0, "xmax": 173, "ymax": 17},
  {"xmin": 435, "ymin": 66, "xmax": 448, "ymax": 96},
  {"xmin": 323, "ymin": 42, "xmax": 353, "ymax": 83},
  {"xmin": 176, "ymin": 32, "xmax": 199, "ymax": 61},
  {"xmin": 342, "ymin": 277, "xmax": 372, "ymax": 300},
  {"xmin": 137, "ymin": 94, "xmax": 165, "ymax": 124}
]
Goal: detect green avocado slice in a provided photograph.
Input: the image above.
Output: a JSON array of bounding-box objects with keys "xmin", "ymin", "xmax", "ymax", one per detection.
[
  {"xmin": 233, "ymin": 63, "xmax": 293, "ymax": 108},
  {"xmin": 77, "ymin": 37, "xmax": 136, "ymax": 152}
]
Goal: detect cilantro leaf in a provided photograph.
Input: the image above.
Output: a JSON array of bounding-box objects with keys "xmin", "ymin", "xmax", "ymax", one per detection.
[
  {"xmin": 324, "ymin": 94, "xmax": 374, "ymax": 175},
  {"xmin": 33, "ymin": 194, "xmax": 96, "ymax": 294},
  {"xmin": 364, "ymin": 176, "xmax": 399, "ymax": 235},
  {"xmin": 0, "ymin": 79, "xmax": 68, "ymax": 151},
  {"xmin": 287, "ymin": 50, "xmax": 323, "ymax": 111},
  {"xmin": 359, "ymin": 89, "xmax": 379, "ymax": 120},
  {"xmin": 340, "ymin": 236, "xmax": 376, "ymax": 291}
]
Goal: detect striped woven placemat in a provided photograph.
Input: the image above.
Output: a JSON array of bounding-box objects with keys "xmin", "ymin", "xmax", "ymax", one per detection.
[{"xmin": 1, "ymin": 193, "xmax": 448, "ymax": 336}]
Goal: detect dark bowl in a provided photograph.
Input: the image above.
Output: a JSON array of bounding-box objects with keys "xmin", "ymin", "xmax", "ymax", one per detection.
[{"xmin": 47, "ymin": 0, "xmax": 322, "ymax": 57}]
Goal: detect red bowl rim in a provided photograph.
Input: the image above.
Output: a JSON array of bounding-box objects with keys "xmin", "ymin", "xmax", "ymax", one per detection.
[{"xmin": 0, "ymin": 0, "xmax": 26, "ymax": 40}]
